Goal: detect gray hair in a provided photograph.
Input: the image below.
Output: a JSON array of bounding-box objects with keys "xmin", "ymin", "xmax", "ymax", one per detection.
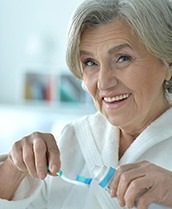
[{"xmin": 66, "ymin": 0, "xmax": 172, "ymax": 94}]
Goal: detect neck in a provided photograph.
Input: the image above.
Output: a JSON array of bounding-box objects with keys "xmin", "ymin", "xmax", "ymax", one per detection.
[
  {"xmin": 119, "ymin": 130, "xmax": 137, "ymax": 159},
  {"xmin": 118, "ymin": 104, "xmax": 172, "ymax": 159}
]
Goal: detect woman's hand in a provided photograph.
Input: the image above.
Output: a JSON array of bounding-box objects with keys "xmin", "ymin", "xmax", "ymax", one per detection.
[
  {"xmin": 0, "ymin": 132, "xmax": 60, "ymax": 200},
  {"xmin": 110, "ymin": 161, "xmax": 172, "ymax": 209},
  {"xmin": 8, "ymin": 132, "xmax": 61, "ymax": 179}
]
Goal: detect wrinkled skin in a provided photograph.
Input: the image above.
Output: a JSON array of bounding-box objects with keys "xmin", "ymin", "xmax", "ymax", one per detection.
[
  {"xmin": 4, "ymin": 133, "xmax": 172, "ymax": 208},
  {"xmin": 110, "ymin": 161, "xmax": 172, "ymax": 208},
  {"xmin": 8, "ymin": 132, "xmax": 60, "ymax": 179},
  {"xmin": 1, "ymin": 19, "xmax": 172, "ymax": 208},
  {"xmin": 0, "ymin": 132, "xmax": 60, "ymax": 200}
]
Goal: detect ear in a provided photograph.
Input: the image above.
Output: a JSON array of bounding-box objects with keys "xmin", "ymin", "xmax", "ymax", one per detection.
[{"xmin": 165, "ymin": 62, "xmax": 172, "ymax": 81}]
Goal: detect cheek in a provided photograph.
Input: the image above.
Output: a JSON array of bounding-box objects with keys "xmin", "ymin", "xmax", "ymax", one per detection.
[
  {"xmin": 123, "ymin": 72, "xmax": 151, "ymax": 104},
  {"xmin": 83, "ymin": 75, "xmax": 97, "ymax": 97},
  {"xmin": 129, "ymin": 72, "xmax": 164, "ymax": 106}
]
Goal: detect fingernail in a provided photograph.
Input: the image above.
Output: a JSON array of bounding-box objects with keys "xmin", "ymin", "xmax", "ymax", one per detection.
[
  {"xmin": 38, "ymin": 172, "xmax": 46, "ymax": 179},
  {"xmin": 50, "ymin": 164, "xmax": 59, "ymax": 174},
  {"xmin": 110, "ymin": 189, "xmax": 116, "ymax": 198},
  {"xmin": 118, "ymin": 200, "xmax": 125, "ymax": 207},
  {"xmin": 32, "ymin": 172, "xmax": 38, "ymax": 179}
]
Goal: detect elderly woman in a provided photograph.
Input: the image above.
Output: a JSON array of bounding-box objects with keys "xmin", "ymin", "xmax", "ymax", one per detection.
[{"xmin": 0, "ymin": 0, "xmax": 172, "ymax": 208}]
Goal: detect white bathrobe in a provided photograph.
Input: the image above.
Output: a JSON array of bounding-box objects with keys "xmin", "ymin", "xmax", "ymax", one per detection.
[{"xmin": 1, "ymin": 108, "xmax": 172, "ymax": 209}]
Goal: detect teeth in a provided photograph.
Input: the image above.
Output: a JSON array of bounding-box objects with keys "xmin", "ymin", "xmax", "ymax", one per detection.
[{"xmin": 104, "ymin": 94, "xmax": 130, "ymax": 102}]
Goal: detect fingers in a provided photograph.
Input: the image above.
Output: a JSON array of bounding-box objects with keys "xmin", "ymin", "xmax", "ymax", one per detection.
[
  {"xmin": 33, "ymin": 137, "xmax": 47, "ymax": 179},
  {"xmin": 9, "ymin": 132, "xmax": 61, "ymax": 180},
  {"xmin": 124, "ymin": 178, "xmax": 152, "ymax": 208},
  {"xmin": 110, "ymin": 162, "xmax": 144, "ymax": 198},
  {"xmin": 116, "ymin": 169, "xmax": 146, "ymax": 207},
  {"xmin": 9, "ymin": 140, "xmax": 26, "ymax": 172},
  {"xmin": 136, "ymin": 188, "xmax": 157, "ymax": 209},
  {"xmin": 110, "ymin": 161, "xmax": 154, "ymax": 208},
  {"xmin": 46, "ymin": 138, "xmax": 61, "ymax": 175},
  {"xmin": 111, "ymin": 161, "xmax": 172, "ymax": 208}
]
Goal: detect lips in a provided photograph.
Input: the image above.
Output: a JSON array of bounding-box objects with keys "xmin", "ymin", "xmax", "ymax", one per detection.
[{"xmin": 103, "ymin": 93, "xmax": 131, "ymax": 103}]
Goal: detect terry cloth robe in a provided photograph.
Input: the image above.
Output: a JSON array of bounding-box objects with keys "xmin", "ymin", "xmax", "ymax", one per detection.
[{"xmin": 0, "ymin": 107, "xmax": 172, "ymax": 209}]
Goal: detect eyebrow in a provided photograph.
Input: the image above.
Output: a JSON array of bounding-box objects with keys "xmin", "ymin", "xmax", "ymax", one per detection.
[
  {"xmin": 108, "ymin": 43, "xmax": 133, "ymax": 54},
  {"xmin": 80, "ymin": 50, "xmax": 93, "ymax": 56},
  {"xmin": 80, "ymin": 43, "xmax": 133, "ymax": 57}
]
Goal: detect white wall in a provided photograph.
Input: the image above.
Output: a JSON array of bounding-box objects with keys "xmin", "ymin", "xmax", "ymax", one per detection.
[
  {"xmin": 0, "ymin": 0, "xmax": 97, "ymax": 154},
  {"xmin": 0, "ymin": 104, "xmax": 93, "ymax": 153},
  {"xmin": 0, "ymin": 0, "xmax": 84, "ymax": 104}
]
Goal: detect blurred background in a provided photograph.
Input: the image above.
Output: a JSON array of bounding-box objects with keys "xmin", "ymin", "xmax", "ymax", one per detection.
[{"xmin": 0, "ymin": 0, "xmax": 95, "ymax": 153}]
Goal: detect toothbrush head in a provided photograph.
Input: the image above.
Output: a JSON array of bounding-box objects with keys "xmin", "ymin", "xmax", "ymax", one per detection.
[
  {"xmin": 57, "ymin": 170, "xmax": 63, "ymax": 177},
  {"xmin": 76, "ymin": 175, "xmax": 93, "ymax": 185},
  {"xmin": 47, "ymin": 166, "xmax": 92, "ymax": 187}
]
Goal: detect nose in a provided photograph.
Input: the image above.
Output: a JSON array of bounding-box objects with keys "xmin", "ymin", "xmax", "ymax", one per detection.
[{"xmin": 97, "ymin": 68, "xmax": 118, "ymax": 91}]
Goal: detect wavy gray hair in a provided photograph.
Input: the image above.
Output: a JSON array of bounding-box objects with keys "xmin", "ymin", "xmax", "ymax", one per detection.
[{"xmin": 66, "ymin": 0, "xmax": 172, "ymax": 95}]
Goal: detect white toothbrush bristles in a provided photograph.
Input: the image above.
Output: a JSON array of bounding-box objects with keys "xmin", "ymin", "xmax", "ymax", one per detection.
[
  {"xmin": 59, "ymin": 174, "xmax": 89, "ymax": 187},
  {"xmin": 57, "ymin": 170, "xmax": 90, "ymax": 188}
]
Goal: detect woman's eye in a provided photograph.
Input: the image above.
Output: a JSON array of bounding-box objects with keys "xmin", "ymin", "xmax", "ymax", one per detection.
[
  {"xmin": 117, "ymin": 55, "xmax": 132, "ymax": 63},
  {"xmin": 84, "ymin": 59, "xmax": 96, "ymax": 67}
]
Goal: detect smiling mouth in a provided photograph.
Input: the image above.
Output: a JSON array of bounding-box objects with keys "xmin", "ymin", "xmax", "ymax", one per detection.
[{"xmin": 103, "ymin": 93, "xmax": 131, "ymax": 103}]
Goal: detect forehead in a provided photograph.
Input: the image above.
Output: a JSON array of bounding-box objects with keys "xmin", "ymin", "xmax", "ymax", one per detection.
[{"xmin": 80, "ymin": 20, "xmax": 142, "ymax": 52}]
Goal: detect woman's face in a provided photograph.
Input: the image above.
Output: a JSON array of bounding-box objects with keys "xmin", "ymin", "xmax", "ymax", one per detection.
[{"xmin": 80, "ymin": 20, "xmax": 171, "ymax": 133}]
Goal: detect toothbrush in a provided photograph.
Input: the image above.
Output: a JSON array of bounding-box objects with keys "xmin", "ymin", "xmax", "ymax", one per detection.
[{"xmin": 47, "ymin": 167, "xmax": 92, "ymax": 187}]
